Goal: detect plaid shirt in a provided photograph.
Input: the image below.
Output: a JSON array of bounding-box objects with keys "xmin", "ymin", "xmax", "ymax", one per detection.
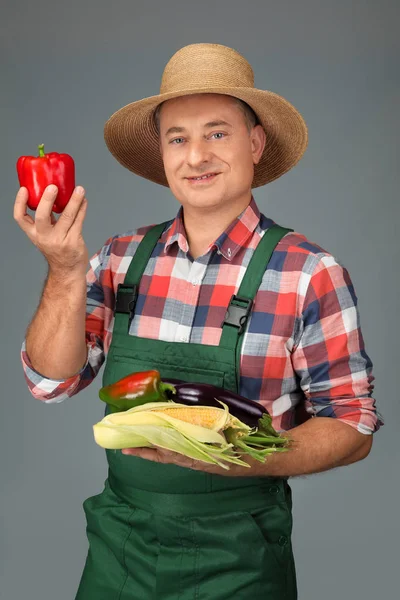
[{"xmin": 20, "ymin": 197, "xmax": 384, "ymax": 435}]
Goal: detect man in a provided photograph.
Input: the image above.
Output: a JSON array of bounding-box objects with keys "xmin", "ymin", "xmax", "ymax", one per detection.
[{"xmin": 15, "ymin": 43, "xmax": 383, "ymax": 599}]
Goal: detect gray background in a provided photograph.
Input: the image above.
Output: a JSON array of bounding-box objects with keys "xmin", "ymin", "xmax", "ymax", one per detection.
[{"xmin": 1, "ymin": 1, "xmax": 398, "ymax": 598}]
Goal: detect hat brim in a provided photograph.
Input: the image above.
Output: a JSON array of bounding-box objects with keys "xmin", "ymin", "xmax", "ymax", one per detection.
[{"xmin": 104, "ymin": 87, "xmax": 308, "ymax": 188}]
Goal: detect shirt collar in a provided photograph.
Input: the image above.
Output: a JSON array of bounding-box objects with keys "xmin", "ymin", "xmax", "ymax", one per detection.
[
  {"xmin": 163, "ymin": 196, "xmax": 261, "ymax": 261},
  {"xmin": 163, "ymin": 206, "xmax": 189, "ymax": 254}
]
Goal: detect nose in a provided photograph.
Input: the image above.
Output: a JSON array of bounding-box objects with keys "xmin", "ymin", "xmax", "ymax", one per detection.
[{"xmin": 185, "ymin": 138, "xmax": 213, "ymax": 169}]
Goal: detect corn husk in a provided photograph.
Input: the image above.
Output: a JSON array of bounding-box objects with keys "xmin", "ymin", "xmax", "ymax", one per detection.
[{"xmin": 93, "ymin": 401, "xmax": 290, "ymax": 469}]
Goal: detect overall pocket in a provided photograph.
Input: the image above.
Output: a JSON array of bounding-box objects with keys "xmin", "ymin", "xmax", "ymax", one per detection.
[
  {"xmin": 193, "ymin": 506, "xmax": 293, "ymax": 600},
  {"xmin": 241, "ymin": 501, "xmax": 296, "ymax": 599},
  {"xmin": 112, "ymin": 354, "xmax": 226, "ymax": 387},
  {"xmin": 241, "ymin": 506, "xmax": 292, "ymax": 573}
]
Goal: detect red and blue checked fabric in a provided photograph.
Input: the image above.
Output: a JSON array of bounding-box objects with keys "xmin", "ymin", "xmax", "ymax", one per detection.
[{"xmin": 20, "ymin": 197, "xmax": 384, "ymax": 435}]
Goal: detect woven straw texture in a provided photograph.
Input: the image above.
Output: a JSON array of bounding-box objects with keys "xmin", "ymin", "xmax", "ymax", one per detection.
[{"xmin": 104, "ymin": 43, "xmax": 308, "ymax": 188}]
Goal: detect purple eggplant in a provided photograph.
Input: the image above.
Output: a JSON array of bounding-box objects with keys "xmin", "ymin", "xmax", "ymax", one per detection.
[{"xmin": 161, "ymin": 379, "xmax": 268, "ymax": 428}]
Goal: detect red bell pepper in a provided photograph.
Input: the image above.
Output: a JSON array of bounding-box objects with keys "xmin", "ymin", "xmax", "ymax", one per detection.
[
  {"xmin": 99, "ymin": 370, "xmax": 176, "ymax": 413},
  {"xmin": 16, "ymin": 144, "xmax": 75, "ymax": 213}
]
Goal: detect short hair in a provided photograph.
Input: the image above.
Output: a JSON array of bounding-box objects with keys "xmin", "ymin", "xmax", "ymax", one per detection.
[{"xmin": 153, "ymin": 96, "xmax": 259, "ymax": 134}]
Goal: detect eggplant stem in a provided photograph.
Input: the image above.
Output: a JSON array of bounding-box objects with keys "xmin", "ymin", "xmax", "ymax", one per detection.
[{"xmin": 159, "ymin": 382, "xmax": 178, "ymax": 398}]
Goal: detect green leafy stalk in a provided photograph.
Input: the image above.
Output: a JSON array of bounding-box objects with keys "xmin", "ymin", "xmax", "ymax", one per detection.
[
  {"xmin": 223, "ymin": 413, "xmax": 291, "ymax": 463},
  {"xmin": 257, "ymin": 413, "xmax": 284, "ymax": 437}
]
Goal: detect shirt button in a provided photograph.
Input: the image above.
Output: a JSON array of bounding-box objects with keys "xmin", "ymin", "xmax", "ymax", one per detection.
[
  {"xmin": 180, "ymin": 336, "xmax": 189, "ymax": 342},
  {"xmin": 192, "ymin": 280, "xmax": 198, "ymax": 286},
  {"xmin": 268, "ymin": 485, "xmax": 280, "ymax": 495}
]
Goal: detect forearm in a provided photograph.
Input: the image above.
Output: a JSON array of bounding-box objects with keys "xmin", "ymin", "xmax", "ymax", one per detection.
[
  {"xmin": 250, "ymin": 417, "xmax": 373, "ymax": 477},
  {"xmin": 122, "ymin": 415, "xmax": 374, "ymax": 477},
  {"xmin": 25, "ymin": 269, "xmax": 88, "ymax": 380}
]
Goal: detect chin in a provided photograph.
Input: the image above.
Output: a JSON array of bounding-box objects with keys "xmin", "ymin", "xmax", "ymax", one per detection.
[
  {"xmin": 172, "ymin": 187, "xmax": 224, "ymax": 208},
  {"xmin": 185, "ymin": 195, "xmax": 226, "ymax": 210}
]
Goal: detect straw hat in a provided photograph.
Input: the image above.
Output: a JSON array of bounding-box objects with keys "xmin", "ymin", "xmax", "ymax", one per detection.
[{"xmin": 104, "ymin": 43, "xmax": 308, "ymax": 188}]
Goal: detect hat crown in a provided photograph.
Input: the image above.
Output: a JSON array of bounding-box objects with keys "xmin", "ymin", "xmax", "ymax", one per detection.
[{"xmin": 160, "ymin": 43, "xmax": 255, "ymax": 94}]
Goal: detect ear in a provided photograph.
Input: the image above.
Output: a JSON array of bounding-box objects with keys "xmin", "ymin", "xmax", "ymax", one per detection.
[{"xmin": 251, "ymin": 125, "xmax": 266, "ymax": 165}]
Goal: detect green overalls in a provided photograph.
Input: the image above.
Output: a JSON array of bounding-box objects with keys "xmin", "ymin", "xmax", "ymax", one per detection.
[{"xmin": 75, "ymin": 221, "xmax": 297, "ymax": 600}]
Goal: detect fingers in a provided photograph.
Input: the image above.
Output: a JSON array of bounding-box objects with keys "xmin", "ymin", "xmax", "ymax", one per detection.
[
  {"xmin": 36, "ymin": 185, "xmax": 86, "ymax": 237},
  {"xmin": 55, "ymin": 186, "xmax": 86, "ymax": 235},
  {"xmin": 121, "ymin": 447, "xmax": 197, "ymax": 469},
  {"xmin": 67, "ymin": 195, "xmax": 88, "ymax": 235},
  {"xmin": 13, "ymin": 187, "xmax": 35, "ymax": 235},
  {"xmin": 122, "ymin": 448, "xmax": 158, "ymax": 459},
  {"xmin": 34, "ymin": 185, "xmax": 61, "ymax": 235}
]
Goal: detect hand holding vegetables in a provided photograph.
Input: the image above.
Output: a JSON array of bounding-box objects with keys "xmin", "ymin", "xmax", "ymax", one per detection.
[
  {"xmin": 14, "ymin": 156, "xmax": 89, "ymax": 278},
  {"xmin": 95, "ymin": 370, "xmax": 291, "ymax": 471}
]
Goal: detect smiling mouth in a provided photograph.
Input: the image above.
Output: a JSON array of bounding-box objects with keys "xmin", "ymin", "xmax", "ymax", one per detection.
[{"xmin": 186, "ymin": 173, "xmax": 220, "ymax": 182}]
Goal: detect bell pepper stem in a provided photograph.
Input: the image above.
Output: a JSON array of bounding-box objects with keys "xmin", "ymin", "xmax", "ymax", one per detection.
[{"xmin": 38, "ymin": 144, "xmax": 45, "ymax": 158}]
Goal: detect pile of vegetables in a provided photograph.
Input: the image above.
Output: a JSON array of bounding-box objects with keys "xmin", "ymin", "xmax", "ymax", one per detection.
[{"xmin": 94, "ymin": 370, "xmax": 290, "ymax": 470}]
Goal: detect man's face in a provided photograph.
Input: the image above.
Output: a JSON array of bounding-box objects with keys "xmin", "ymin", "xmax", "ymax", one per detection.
[{"xmin": 158, "ymin": 94, "xmax": 265, "ymax": 212}]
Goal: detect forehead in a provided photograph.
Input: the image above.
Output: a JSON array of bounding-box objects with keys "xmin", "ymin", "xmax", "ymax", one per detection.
[{"xmin": 158, "ymin": 93, "xmax": 241, "ymax": 122}]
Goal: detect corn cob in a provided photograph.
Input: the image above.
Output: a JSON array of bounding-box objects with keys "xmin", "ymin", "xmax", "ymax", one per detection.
[{"xmin": 93, "ymin": 401, "xmax": 290, "ymax": 469}]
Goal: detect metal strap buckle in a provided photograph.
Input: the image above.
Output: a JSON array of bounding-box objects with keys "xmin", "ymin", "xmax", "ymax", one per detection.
[{"xmin": 222, "ymin": 294, "xmax": 253, "ymax": 334}]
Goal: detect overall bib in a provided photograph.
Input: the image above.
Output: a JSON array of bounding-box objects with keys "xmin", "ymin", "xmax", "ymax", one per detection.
[{"xmin": 75, "ymin": 222, "xmax": 297, "ymax": 600}]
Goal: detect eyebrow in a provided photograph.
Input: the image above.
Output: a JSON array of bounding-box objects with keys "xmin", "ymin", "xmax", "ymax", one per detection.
[{"xmin": 164, "ymin": 120, "xmax": 233, "ymax": 136}]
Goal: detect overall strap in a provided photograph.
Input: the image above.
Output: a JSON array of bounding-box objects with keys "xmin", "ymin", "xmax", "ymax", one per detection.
[
  {"xmin": 113, "ymin": 221, "xmax": 169, "ymax": 337},
  {"xmin": 219, "ymin": 224, "xmax": 293, "ymax": 388}
]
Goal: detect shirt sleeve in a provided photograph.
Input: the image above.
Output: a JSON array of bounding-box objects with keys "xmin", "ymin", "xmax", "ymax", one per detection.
[
  {"xmin": 291, "ymin": 254, "xmax": 384, "ymax": 435},
  {"xmin": 20, "ymin": 236, "xmax": 115, "ymax": 404}
]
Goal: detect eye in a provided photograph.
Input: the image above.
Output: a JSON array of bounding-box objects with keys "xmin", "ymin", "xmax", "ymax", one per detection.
[
  {"xmin": 211, "ymin": 132, "xmax": 225, "ymax": 140},
  {"xmin": 169, "ymin": 137, "xmax": 184, "ymax": 145}
]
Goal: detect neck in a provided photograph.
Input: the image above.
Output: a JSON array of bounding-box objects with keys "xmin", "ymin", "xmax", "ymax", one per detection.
[{"xmin": 182, "ymin": 193, "xmax": 252, "ymax": 259}]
